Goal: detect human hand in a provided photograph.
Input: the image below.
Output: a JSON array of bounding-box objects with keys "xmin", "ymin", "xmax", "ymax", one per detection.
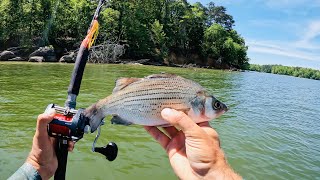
[
  {"xmin": 26, "ymin": 109, "xmax": 74, "ymax": 180},
  {"xmin": 144, "ymin": 108, "xmax": 241, "ymax": 180}
]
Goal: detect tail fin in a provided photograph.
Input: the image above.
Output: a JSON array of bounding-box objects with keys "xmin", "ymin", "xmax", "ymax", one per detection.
[{"xmin": 84, "ymin": 103, "xmax": 105, "ymax": 133}]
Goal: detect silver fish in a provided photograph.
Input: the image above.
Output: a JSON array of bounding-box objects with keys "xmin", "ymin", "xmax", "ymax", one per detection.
[{"xmin": 85, "ymin": 74, "xmax": 228, "ymax": 132}]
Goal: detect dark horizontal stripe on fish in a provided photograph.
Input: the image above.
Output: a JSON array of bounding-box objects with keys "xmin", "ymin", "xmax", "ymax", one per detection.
[
  {"xmin": 109, "ymin": 96, "xmax": 189, "ymax": 107},
  {"xmin": 118, "ymin": 84, "xmax": 196, "ymax": 96},
  {"xmin": 117, "ymin": 87, "xmax": 184, "ymax": 96},
  {"xmin": 108, "ymin": 93, "xmax": 193, "ymax": 106},
  {"xmin": 108, "ymin": 91, "xmax": 194, "ymax": 105},
  {"xmin": 111, "ymin": 101, "xmax": 185, "ymax": 107},
  {"xmin": 111, "ymin": 102, "xmax": 186, "ymax": 113},
  {"xmin": 107, "ymin": 96, "xmax": 189, "ymax": 109}
]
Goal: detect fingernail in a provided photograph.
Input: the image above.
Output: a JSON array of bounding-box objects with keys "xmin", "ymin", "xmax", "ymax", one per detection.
[{"xmin": 161, "ymin": 108, "xmax": 173, "ymax": 118}]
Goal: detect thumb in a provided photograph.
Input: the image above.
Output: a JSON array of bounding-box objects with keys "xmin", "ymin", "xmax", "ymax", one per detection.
[
  {"xmin": 36, "ymin": 108, "xmax": 55, "ymax": 135},
  {"xmin": 161, "ymin": 108, "xmax": 203, "ymax": 137}
]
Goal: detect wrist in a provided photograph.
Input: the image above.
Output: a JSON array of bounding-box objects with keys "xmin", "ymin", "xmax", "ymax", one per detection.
[
  {"xmin": 204, "ymin": 150, "xmax": 242, "ymax": 180},
  {"xmin": 8, "ymin": 162, "xmax": 42, "ymax": 180},
  {"xmin": 26, "ymin": 156, "xmax": 55, "ymax": 180}
]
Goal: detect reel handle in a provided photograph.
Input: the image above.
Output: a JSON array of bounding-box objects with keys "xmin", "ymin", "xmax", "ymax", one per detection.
[{"xmin": 94, "ymin": 142, "xmax": 118, "ymax": 161}]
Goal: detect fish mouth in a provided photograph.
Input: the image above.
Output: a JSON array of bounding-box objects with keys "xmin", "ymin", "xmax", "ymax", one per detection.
[
  {"xmin": 221, "ymin": 103, "xmax": 228, "ymax": 112},
  {"xmin": 217, "ymin": 104, "xmax": 228, "ymax": 118},
  {"xmin": 224, "ymin": 105, "xmax": 229, "ymax": 112}
]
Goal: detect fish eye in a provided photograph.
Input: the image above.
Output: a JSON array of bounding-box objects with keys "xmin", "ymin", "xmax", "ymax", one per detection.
[{"xmin": 213, "ymin": 101, "xmax": 221, "ymax": 109}]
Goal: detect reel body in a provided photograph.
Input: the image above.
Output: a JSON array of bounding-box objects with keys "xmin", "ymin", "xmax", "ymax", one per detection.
[
  {"xmin": 45, "ymin": 104, "xmax": 118, "ymax": 161},
  {"xmin": 45, "ymin": 104, "xmax": 87, "ymax": 141}
]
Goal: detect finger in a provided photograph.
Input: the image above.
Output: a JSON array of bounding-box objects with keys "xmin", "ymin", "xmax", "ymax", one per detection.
[
  {"xmin": 198, "ymin": 122, "xmax": 219, "ymax": 140},
  {"xmin": 52, "ymin": 138, "xmax": 57, "ymax": 147},
  {"xmin": 162, "ymin": 126, "xmax": 179, "ymax": 138},
  {"xmin": 161, "ymin": 108, "xmax": 201, "ymax": 136},
  {"xmin": 68, "ymin": 141, "xmax": 75, "ymax": 152},
  {"xmin": 36, "ymin": 109, "xmax": 56, "ymax": 136},
  {"xmin": 144, "ymin": 126, "xmax": 170, "ymax": 149},
  {"xmin": 202, "ymin": 126, "xmax": 219, "ymax": 140}
]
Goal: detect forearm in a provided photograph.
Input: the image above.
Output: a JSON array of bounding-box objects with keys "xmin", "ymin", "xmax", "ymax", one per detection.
[{"xmin": 8, "ymin": 162, "xmax": 42, "ymax": 180}]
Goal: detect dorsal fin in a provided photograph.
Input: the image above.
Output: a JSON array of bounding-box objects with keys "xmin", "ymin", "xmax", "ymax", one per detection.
[
  {"xmin": 146, "ymin": 73, "xmax": 178, "ymax": 79},
  {"xmin": 113, "ymin": 77, "xmax": 141, "ymax": 93}
]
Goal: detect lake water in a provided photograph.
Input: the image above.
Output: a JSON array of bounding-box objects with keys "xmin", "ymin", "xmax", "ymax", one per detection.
[{"xmin": 0, "ymin": 62, "xmax": 319, "ymax": 179}]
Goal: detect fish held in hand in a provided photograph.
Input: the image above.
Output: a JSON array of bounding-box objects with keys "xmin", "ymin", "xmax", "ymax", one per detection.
[{"xmin": 85, "ymin": 74, "xmax": 228, "ymax": 132}]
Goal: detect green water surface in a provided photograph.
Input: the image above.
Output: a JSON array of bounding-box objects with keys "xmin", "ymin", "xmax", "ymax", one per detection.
[{"xmin": 0, "ymin": 62, "xmax": 319, "ymax": 179}]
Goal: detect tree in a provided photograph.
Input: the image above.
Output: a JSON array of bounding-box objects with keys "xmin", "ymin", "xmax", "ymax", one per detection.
[
  {"xmin": 205, "ymin": 2, "xmax": 235, "ymax": 30},
  {"xmin": 183, "ymin": 2, "xmax": 207, "ymax": 52},
  {"xmin": 1, "ymin": 0, "xmax": 24, "ymax": 47},
  {"xmin": 203, "ymin": 23, "xmax": 248, "ymax": 68},
  {"xmin": 249, "ymin": 64, "xmax": 320, "ymax": 80},
  {"xmin": 100, "ymin": 7, "xmax": 120, "ymax": 41},
  {"xmin": 151, "ymin": 19, "xmax": 168, "ymax": 59},
  {"xmin": 0, "ymin": 0, "xmax": 249, "ymax": 69}
]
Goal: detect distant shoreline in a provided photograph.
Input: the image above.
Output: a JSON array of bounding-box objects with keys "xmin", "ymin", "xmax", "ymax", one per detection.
[
  {"xmin": 247, "ymin": 64, "xmax": 320, "ymax": 80},
  {"xmin": 1, "ymin": 61, "xmax": 319, "ymax": 81},
  {"xmin": 0, "ymin": 60, "xmax": 243, "ymax": 71}
]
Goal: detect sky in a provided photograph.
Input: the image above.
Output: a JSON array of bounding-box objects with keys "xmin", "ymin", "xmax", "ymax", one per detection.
[{"xmin": 189, "ymin": 0, "xmax": 320, "ymax": 70}]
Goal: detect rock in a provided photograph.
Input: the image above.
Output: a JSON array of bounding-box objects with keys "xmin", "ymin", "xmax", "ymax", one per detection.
[
  {"xmin": 229, "ymin": 67, "xmax": 238, "ymax": 71},
  {"xmin": 0, "ymin": 51, "xmax": 16, "ymax": 61},
  {"xmin": 182, "ymin": 63, "xmax": 199, "ymax": 68},
  {"xmin": 29, "ymin": 46, "xmax": 57, "ymax": 62},
  {"xmin": 59, "ymin": 52, "xmax": 76, "ymax": 63},
  {"xmin": 7, "ymin": 47, "xmax": 37, "ymax": 61},
  {"xmin": 29, "ymin": 46, "xmax": 55, "ymax": 57},
  {"xmin": 8, "ymin": 57, "xmax": 23, "ymax": 61},
  {"xmin": 29, "ymin": 56, "xmax": 44, "ymax": 62},
  {"xmin": 46, "ymin": 55, "xmax": 58, "ymax": 62},
  {"xmin": 124, "ymin": 59, "xmax": 150, "ymax": 64}
]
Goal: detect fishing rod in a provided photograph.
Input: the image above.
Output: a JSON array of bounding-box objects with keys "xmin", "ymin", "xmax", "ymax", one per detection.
[{"xmin": 44, "ymin": 0, "xmax": 118, "ymax": 179}]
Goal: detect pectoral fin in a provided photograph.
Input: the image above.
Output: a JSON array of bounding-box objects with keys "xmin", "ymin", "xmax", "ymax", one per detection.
[{"xmin": 111, "ymin": 115, "xmax": 132, "ymax": 125}]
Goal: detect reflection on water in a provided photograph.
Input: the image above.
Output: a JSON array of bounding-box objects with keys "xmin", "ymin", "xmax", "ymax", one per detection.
[{"xmin": 0, "ymin": 62, "xmax": 319, "ymax": 179}]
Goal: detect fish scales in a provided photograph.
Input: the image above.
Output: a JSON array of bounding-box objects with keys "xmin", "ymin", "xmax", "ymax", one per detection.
[
  {"xmin": 106, "ymin": 79, "xmax": 201, "ymax": 108},
  {"xmin": 99, "ymin": 76, "xmax": 204, "ymax": 125},
  {"xmin": 85, "ymin": 74, "xmax": 228, "ymax": 130}
]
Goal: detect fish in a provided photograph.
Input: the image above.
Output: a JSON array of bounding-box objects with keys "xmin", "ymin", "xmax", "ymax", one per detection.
[{"xmin": 84, "ymin": 74, "xmax": 228, "ymax": 132}]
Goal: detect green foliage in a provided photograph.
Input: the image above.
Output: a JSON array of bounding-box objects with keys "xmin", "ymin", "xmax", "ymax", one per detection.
[
  {"xmin": 203, "ymin": 24, "xmax": 249, "ymax": 68},
  {"xmin": 0, "ymin": 0, "xmax": 97, "ymax": 48},
  {"xmin": 0, "ymin": 0, "xmax": 249, "ymax": 68},
  {"xmin": 0, "ymin": 0, "xmax": 24, "ymax": 46},
  {"xmin": 249, "ymin": 64, "xmax": 320, "ymax": 80},
  {"xmin": 151, "ymin": 19, "xmax": 168, "ymax": 59},
  {"xmin": 100, "ymin": 8, "xmax": 120, "ymax": 40},
  {"xmin": 205, "ymin": 2, "xmax": 235, "ymax": 30}
]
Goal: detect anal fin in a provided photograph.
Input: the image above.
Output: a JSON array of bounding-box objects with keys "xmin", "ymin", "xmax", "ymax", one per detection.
[{"xmin": 111, "ymin": 116, "xmax": 132, "ymax": 126}]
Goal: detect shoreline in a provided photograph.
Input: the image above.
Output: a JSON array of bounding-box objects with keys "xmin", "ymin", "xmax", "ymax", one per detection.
[
  {"xmin": 0, "ymin": 61, "xmax": 245, "ymax": 73},
  {"xmin": 1, "ymin": 61, "xmax": 319, "ymax": 81}
]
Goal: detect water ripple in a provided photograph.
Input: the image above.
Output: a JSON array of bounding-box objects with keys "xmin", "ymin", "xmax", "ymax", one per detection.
[{"xmin": 0, "ymin": 64, "xmax": 319, "ymax": 179}]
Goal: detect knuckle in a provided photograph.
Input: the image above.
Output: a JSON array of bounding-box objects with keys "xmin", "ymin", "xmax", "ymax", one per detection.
[
  {"xmin": 37, "ymin": 114, "xmax": 43, "ymax": 120},
  {"xmin": 211, "ymin": 130, "xmax": 219, "ymax": 139},
  {"xmin": 37, "ymin": 114, "xmax": 47, "ymax": 123},
  {"xmin": 174, "ymin": 112, "xmax": 187, "ymax": 124},
  {"xmin": 209, "ymin": 131, "xmax": 220, "ymax": 146}
]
